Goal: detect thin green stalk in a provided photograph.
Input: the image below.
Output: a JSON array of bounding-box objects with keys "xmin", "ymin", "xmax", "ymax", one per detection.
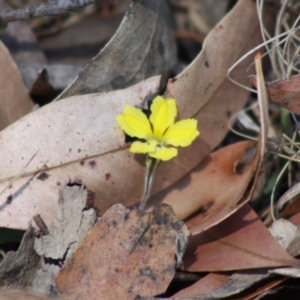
[{"xmin": 139, "ymin": 156, "xmax": 160, "ymax": 211}]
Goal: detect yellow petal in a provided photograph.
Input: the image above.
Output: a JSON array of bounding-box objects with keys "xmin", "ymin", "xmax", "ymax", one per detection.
[
  {"xmin": 130, "ymin": 140, "xmax": 156, "ymax": 154},
  {"xmin": 163, "ymin": 119, "xmax": 200, "ymax": 147},
  {"xmin": 149, "ymin": 146, "xmax": 178, "ymax": 161},
  {"xmin": 149, "ymin": 96, "xmax": 177, "ymax": 141},
  {"xmin": 117, "ymin": 105, "xmax": 152, "ymax": 139}
]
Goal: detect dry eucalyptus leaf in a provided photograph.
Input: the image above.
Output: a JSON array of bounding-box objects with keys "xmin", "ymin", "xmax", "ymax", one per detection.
[
  {"xmin": 183, "ymin": 205, "xmax": 299, "ymax": 272},
  {"xmin": 58, "ymin": 0, "xmax": 176, "ymax": 99},
  {"xmin": 31, "ymin": 185, "xmax": 97, "ymax": 297},
  {"xmin": 249, "ymin": 74, "xmax": 300, "ymax": 115},
  {"xmin": 0, "ymin": 76, "xmax": 161, "ymax": 230},
  {"xmin": 55, "ymin": 204, "xmax": 189, "ymax": 300},
  {"xmin": 0, "ymin": 225, "xmax": 40, "ymax": 289},
  {"xmin": 0, "ymin": 40, "xmax": 34, "ymax": 130},
  {"xmin": 151, "ymin": 140, "xmax": 261, "ymax": 234}
]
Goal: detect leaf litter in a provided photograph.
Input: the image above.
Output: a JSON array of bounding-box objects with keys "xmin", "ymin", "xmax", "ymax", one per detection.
[
  {"xmin": 0, "ymin": 0, "xmax": 269, "ymax": 231},
  {"xmin": 1, "ymin": 0, "xmax": 300, "ymax": 299}
]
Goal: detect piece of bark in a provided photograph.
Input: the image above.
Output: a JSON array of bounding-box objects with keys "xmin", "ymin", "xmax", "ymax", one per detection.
[
  {"xmin": 31, "ymin": 185, "xmax": 97, "ymax": 297},
  {"xmin": 0, "ymin": 225, "xmax": 40, "ymax": 289},
  {"xmin": 0, "ymin": 0, "xmax": 108, "ymax": 23}
]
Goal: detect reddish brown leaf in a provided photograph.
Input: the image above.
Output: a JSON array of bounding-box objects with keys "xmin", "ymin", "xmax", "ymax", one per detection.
[
  {"xmin": 55, "ymin": 204, "xmax": 189, "ymax": 300},
  {"xmin": 249, "ymin": 74, "xmax": 300, "ymax": 115},
  {"xmin": 149, "ymin": 140, "xmax": 261, "ymax": 234},
  {"xmin": 183, "ymin": 204, "xmax": 299, "ymax": 272}
]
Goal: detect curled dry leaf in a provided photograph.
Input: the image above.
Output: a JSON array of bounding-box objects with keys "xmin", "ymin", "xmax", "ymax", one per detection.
[
  {"xmin": 151, "ymin": 140, "xmax": 261, "ymax": 234},
  {"xmin": 55, "ymin": 204, "xmax": 189, "ymax": 300},
  {"xmin": 0, "ymin": 0, "xmax": 269, "ymax": 231},
  {"xmin": 58, "ymin": 0, "xmax": 176, "ymax": 99},
  {"xmin": 0, "ymin": 41, "xmax": 34, "ymax": 130},
  {"xmin": 249, "ymin": 74, "xmax": 300, "ymax": 115}
]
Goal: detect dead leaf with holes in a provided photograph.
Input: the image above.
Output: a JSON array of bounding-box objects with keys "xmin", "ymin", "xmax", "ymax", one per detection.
[{"xmin": 55, "ymin": 204, "xmax": 189, "ymax": 300}]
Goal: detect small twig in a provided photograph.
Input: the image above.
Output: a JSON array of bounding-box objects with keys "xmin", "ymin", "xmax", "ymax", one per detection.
[
  {"xmin": 33, "ymin": 214, "xmax": 49, "ymax": 235},
  {"xmin": 0, "ymin": 0, "xmax": 111, "ymax": 23}
]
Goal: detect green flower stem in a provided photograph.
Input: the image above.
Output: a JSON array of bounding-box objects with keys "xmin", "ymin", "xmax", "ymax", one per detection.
[{"xmin": 139, "ymin": 156, "xmax": 160, "ymax": 211}]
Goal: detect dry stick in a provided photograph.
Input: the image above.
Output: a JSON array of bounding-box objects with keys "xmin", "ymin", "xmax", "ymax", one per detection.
[{"xmin": 0, "ymin": 0, "xmax": 111, "ymax": 23}]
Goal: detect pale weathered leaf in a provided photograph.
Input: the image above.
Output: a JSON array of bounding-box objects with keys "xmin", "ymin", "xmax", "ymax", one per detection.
[{"xmin": 0, "ymin": 76, "xmax": 161, "ymax": 230}]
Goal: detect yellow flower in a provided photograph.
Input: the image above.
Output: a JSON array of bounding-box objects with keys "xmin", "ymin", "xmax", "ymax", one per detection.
[{"xmin": 117, "ymin": 96, "xmax": 200, "ymax": 161}]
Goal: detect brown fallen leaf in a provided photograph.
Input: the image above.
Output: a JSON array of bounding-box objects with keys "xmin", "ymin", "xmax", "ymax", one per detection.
[
  {"xmin": 58, "ymin": 0, "xmax": 176, "ymax": 99},
  {"xmin": 0, "ymin": 41, "xmax": 34, "ymax": 130},
  {"xmin": 249, "ymin": 74, "xmax": 300, "ymax": 115},
  {"xmin": 55, "ymin": 204, "xmax": 189, "ymax": 300},
  {"xmin": 142, "ymin": 56, "xmax": 268, "ymax": 253},
  {"xmin": 183, "ymin": 205, "xmax": 299, "ymax": 272},
  {"xmin": 150, "ymin": 140, "xmax": 260, "ymax": 233}
]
